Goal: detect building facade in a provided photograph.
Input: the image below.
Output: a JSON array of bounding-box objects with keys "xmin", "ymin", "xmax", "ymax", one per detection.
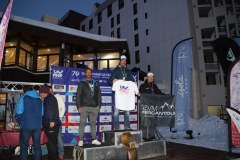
[{"xmin": 79, "ymin": 0, "xmax": 240, "ymax": 118}]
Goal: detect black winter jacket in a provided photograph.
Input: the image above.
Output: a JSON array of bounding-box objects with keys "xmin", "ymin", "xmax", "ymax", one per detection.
[
  {"xmin": 76, "ymin": 79, "xmax": 101, "ymax": 109},
  {"xmin": 139, "ymin": 81, "xmax": 164, "ymax": 95},
  {"xmin": 109, "ymin": 65, "xmax": 135, "ymax": 85},
  {"xmin": 42, "ymin": 94, "xmax": 61, "ymax": 128}
]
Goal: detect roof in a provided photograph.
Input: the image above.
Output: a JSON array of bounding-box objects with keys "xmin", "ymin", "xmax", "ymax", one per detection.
[{"xmin": 7, "ymin": 15, "xmax": 128, "ymax": 52}]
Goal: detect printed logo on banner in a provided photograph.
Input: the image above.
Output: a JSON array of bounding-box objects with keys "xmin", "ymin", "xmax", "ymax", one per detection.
[
  {"xmin": 68, "ymin": 96, "xmax": 76, "ymax": 103},
  {"xmin": 129, "ymin": 114, "xmax": 137, "ymax": 121},
  {"xmin": 52, "ymin": 84, "xmax": 66, "ymax": 92},
  {"xmin": 68, "ymin": 85, "xmax": 78, "ymax": 93},
  {"xmin": 71, "ymin": 70, "xmax": 80, "ymax": 82},
  {"xmin": 68, "ymin": 126, "xmax": 79, "ymax": 133},
  {"xmin": 99, "ymin": 106, "xmax": 112, "ymax": 113},
  {"xmin": 130, "ymin": 123, "xmax": 137, "ymax": 130},
  {"xmin": 52, "ymin": 70, "xmax": 64, "ymax": 79},
  {"xmin": 68, "ymin": 105, "xmax": 78, "ymax": 113},
  {"xmin": 99, "ymin": 115, "xmax": 112, "ymax": 123},
  {"xmin": 100, "ymin": 86, "xmax": 112, "ymax": 94},
  {"xmin": 68, "ymin": 116, "xmax": 80, "ymax": 123},
  {"xmin": 99, "ymin": 125, "xmax": 112, "ymax": 132},
  {"xmin": 61, "ymin": 126, "xmax": 66, "ymax": 133},
  {"xmin": 101, "ymin": 96, "xmax": 112, "ymax": 103}
]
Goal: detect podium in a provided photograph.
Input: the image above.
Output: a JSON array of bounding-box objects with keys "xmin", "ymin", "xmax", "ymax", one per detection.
[{"xmin": 73, "ymin": 130, "xmax": 166, "ymax": 160}]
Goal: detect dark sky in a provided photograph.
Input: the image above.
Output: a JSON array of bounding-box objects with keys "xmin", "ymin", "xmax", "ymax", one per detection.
[{"xmin": 0, "ymin": 0, "xmax": 105, "ymax": 20}]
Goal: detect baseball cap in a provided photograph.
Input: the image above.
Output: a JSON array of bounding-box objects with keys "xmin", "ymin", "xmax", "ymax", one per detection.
[
  {"xmin": 120, "ymin": 55, "xmax": 127, "ymax": 60},
  {"xmin": 147, "ymin": 72, "xmax": 154, "ymax": 77}
]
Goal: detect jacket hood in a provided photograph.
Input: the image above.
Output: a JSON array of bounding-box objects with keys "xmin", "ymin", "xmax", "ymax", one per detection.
[{"xmin": 24, "ymin": 90, "xmax": 40, "ymax": 98}]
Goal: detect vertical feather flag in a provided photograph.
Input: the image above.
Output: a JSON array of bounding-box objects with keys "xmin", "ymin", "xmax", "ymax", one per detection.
[
  {"xmin": 171, "ymin": 38, "xmax": 192, "ymax": 131},
  {"xmin": 0, "ymin": 0, "xmax": 13, "ymax": 70}
]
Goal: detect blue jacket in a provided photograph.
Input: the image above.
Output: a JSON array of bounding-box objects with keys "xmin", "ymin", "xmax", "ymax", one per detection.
[
  {"xmin": 42, "ymin": 93, "xmax": 61, "ymax": 128},
  {"xmin": 15, "ymin": 90, "xmax": 43, "ymax": 129},
  {"xmin": 109, "ymin": 65, "xmax": 135, "ymax": 85}
]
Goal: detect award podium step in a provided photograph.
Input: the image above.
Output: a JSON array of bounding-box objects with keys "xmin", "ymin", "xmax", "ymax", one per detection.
[
  {"xmin": 102, "ymin": 130, "xmax": 143, "ymax": 145},
  {"xmin": 73, "ymin": 140, "xmax": 166, "ymax": 160},
  {"xmin": 73, "ymin": 130, "xmax": 166, "ymax": 160}
]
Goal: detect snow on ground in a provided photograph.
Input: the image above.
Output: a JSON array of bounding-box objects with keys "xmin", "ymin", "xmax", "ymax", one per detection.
[{"xmin": 157, "ymin": 114, "xmax": 237, "ymax": 152}]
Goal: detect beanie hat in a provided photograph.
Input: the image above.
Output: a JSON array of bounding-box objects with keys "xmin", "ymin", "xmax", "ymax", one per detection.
[
  {"xmin": 39, "ymin": 86, "xmax": 50, "ymax": 94},
  {"xmin": 147, "ymin": 72, "xmax": 154, "ymax": 77}
]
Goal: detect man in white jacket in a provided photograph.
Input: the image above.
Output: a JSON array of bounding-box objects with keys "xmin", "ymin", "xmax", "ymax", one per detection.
[{"xmin": 49, "ymin": 87, "xmax": 66, "ymax": 160}]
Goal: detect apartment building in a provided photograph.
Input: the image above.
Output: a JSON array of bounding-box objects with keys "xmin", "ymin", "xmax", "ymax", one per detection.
[{"xmin": 79, "ymin": 0, "xmax": 240, "ymax": 118}]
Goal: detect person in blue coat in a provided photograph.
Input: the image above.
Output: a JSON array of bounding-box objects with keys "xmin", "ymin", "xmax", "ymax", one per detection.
[{"xmin": 16, "ymin": 86, "xmax": 43, "ymax": 160}]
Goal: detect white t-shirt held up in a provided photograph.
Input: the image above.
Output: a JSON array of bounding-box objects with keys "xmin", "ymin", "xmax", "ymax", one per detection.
[{"xmin": 112, "ymin": 80, "xmax": 139, "ymax": 111}]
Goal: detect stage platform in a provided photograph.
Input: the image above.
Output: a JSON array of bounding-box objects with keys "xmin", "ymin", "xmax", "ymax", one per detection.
[{"xmin": 73, "ymin": 140, "xmax": 166, "ymax": 160}]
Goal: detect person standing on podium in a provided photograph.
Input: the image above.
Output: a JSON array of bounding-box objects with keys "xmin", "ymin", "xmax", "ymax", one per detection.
[
  {"xmin": 139, "ymin": 72, "xmax": 165, "ymax": 140},
  {"xmin": 76, "ymin": 68, "xmax": 101, "ymax": 147},
  {"xmin": 109, "ymin": 54, "xmax": 139, "ymax": 131}
]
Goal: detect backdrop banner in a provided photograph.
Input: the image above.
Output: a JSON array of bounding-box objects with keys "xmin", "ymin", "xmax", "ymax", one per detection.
[{"xmin": 51, "ymin": 66, "xmax": 139, "ymax": 144}]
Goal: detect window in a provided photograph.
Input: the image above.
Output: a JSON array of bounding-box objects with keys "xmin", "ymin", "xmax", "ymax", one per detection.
[
  {"xmin": 206, "ymin": 73, "xmax": 217, "ymax": 85},
  {"xmin": 98, "ymin": 26, "xmax": 101, "ymax": 35},
  {"xmin": 146, "ymin": 29, "xmax": 149, "ymax": 35},
  {"xmin": 134, "ymin": 34, "xmax": 139, "ymax": 46},
  {"xmin": 111, "ymin": 31, "xmax": 115, "ymax": 37},
  {"xmin": 133, "ymin": 3, "xmax": 138, "ymax": 15},
  {"xmin": 97, "ymin": 12, "xmax": 102, "ymax": 24},
  {"xmin": 148, "ymin": 65, "xmax": 151, "ymax": 72},
  {"xmin": 111, "ymin": 17, "xmax": 114, "ymax": 28},
  {"xmin": 117, "ymin": 28, "xmax": 121, "ymax": 38},
  {"xmin": 147, "ymin": 46, "xmax": 150, "ymax": 53},
  {"xmin": 117, "ymin": 14, "xmax": 120, "ymax": 25},
  {"xmin": 89, "ymin": 19, "xmax": 93, "ymax": 29},
  {"xmin": 81, "ymin": 25, "xmax": 85, "ymax": 31},
  {"xmin": 145, "ymin": 13, "xmax": 148, "ymax": 19},
  {"xmin": 134, "ymin": 18, "xmax": 138, "ymax": 30},
  {"xmin": 4, "ymin": 48, "xmax": 16, "ymax": 65},
  {"xmin": 107, "ymin": 4, "xmax": 112, "ymax": 17},
  {"xmin": 135, "ymin": 50, "xmax": 140, "ymax": 64},
  {"xmin": 119, "ymin": 0, "xmax": 124, "ymax": 10}
]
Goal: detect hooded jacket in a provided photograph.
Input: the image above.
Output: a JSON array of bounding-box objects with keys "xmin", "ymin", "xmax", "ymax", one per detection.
[
  {"xmin": 15, "ymin": 90, "xmax": 43, "ymax": 129},
  {"xmin": 76, "ymin": 79, "xmax": 101, "ymax": 109}
]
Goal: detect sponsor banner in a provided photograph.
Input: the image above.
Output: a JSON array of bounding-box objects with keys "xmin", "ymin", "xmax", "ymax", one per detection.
[
  {"xmin": 130, "ymin": 123, "xmax": 138, "ymax": 130},
  {"xmin": 140, "ymin": 94, "xmax": 175, "ymax": 127},
  {"xmin": 0, "ymin": 0, "xmax": 13, "ymax": 69},
  {"xmin": 51, "ymin": 66, "xmax": 139, "ymax": 144},
  {"xmin": 229, "ymin": 58, "xmax": 240, "ymax": 147},
  {"xmin": 171, "ymin": 39, "xmax": 192, "ymax": 131}
]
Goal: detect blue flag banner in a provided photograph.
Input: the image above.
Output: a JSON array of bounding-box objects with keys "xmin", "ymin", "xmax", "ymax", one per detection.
[
  {"xmin": 171, "ymin": 38, "xmax": 192, "ymax": 131},
  {"xmin": 51, "ymin": 66, "xmax": 139, "ymax": 144}
]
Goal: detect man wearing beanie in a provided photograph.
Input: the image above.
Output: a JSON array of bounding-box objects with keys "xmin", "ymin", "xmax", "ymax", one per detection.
[{"xmin": 39, "ymin": 85, "xmax": 61, "ymax": 160}]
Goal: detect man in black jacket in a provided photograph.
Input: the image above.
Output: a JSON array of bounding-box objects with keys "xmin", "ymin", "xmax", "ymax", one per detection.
[
  {"xmin": 139, "ymin": 72, "xmax": 164, "ymax": 95},
  {"xmin": 76, "ymin": 68, "xmax": 101, "ymax": 147},
  {"xmin": 139, "ymin": 72, "xmax": 164, "ymax": 141},
  {"xmin": 39, "ymin": 85, "xmax": 61, "ymax": 160}
]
